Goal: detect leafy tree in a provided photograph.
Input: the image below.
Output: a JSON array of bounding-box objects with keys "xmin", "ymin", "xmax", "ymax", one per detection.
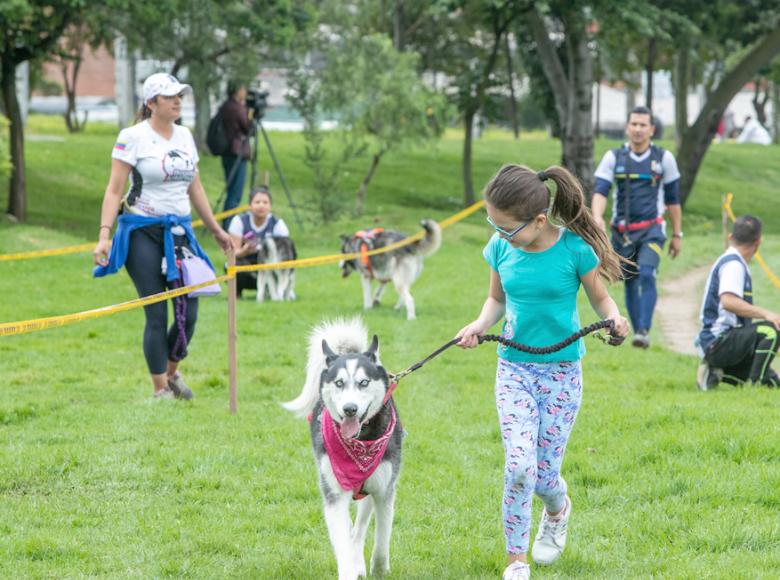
[
  {"xmin": 288, "ymin": 30, "xmax": 448, "ymax": 220},
  {"xmin": 0, "ymin": 0, "xmax": 80, "ymax": 220},
  {"xmin": 674, "ymin": 1, "xmax": 780, "ymax": 203},
  {"xmin": 286, "ymin": 68, "xmax": 363, "ymax": 223},
  {"xmin": 317, "ymin": 33, "xmax": 449, "ymax": 215}
]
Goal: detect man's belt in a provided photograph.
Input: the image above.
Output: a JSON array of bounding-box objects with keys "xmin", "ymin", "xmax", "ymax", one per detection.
[{"xmin": 611, "ymin": 216, "xmax": 664, "ymax": 233}]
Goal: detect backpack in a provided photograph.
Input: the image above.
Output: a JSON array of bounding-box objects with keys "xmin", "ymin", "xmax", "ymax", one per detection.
[{"xmin": 206, "ymin": 109, "xmax": 229, "ymax": 156}]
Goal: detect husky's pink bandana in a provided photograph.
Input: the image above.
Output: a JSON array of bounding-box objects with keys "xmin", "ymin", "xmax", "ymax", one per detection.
[{"xmin": 321, "ymin": 405, "xmax": 397, "ymax": 500}]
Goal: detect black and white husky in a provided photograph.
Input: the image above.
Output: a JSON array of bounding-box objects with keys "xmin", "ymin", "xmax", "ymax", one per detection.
[
  {"xmin": 340, "ymin": 219, "xmax": 442, "ymax": 320},
  {"xmin": 256, "ymin": 236, "xmax": 297, "ymax": 302},
  {"xmin": 283, "ymin": 318, "xmax": 403, "ymax": 579}
]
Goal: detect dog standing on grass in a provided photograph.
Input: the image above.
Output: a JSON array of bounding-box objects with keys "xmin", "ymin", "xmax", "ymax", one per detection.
[
  {"xmin": 255, "ymin": 236, "xmax": 297, "ymax": 302},
  {"xmin": 283, "ymin": 318, "xmax": 403, "ymax": 579},
  {"xmin": 340, "ymin": 219, "xmax": 442, "ymax": 320}
]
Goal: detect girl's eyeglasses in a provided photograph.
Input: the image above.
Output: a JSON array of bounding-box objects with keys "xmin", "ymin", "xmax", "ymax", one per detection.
[{"xmin": 486, "ymin": 215, "xmax": 531, "ymax": 240}]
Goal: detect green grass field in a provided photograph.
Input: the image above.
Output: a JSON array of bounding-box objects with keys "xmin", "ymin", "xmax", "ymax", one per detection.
[{"xmin": 0, "ymin": 118, "xmax": 779, "ymax": 578}]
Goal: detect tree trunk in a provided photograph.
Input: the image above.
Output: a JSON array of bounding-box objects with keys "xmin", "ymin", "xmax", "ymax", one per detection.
[
  {"xmin": 463, "ymin": 107, "xmax": 475, "ymax": 206},
  {"xmin": 673, "ymin": 44, "xmax": 689, "ymax": 149},
  {"xmin": 355, "ymin": 150, "xmax": 384, "ymax": 216},
  {"xmin": 458, "ymin": 7, "xmax": 513, "ymax": 206},
  {"xmin": 678, "ymin": 29, "xmax": 780, "ymax": 204},
  {"xmin": 62, "ymin": 57, "xmax": 84, "ymax": 133},
  {"xmin": 187, "ymin": 61, "xmax": 212, "ymax": 149},
  {"xmin": 2, "ymin": 55, "xmax": 26, "ymax": 220},
  {"xmin": 772, "ymin": 81, "xmax": 779, "ymax": 145},
  {"xmin": 561, "ymin": 10, "xmax": 594, "ymax": 194},
  {"xmin": 393, "ymin": 0, "xmax": 404, "ymax": 51},
  {"xmin": 752, "ymin": 77, "xmax": 769, "ymax": 126},
  {"xmin": 645, "ymin": 38, "xmax": 656, "ymax": 110},
  {"xmin": 595, "ymin": 80, "xmax": 601, "ymax": 138},
  {"xmin": 527, "ymin": 6, "xmax": 593, "ymax": 192},
  {"xmin": 527, "ymin": 7, "xmax": 568, "ymax": 131},
  {"xmin": 505, "ymin": 33, "xmax": 519, "ymax": 139}
]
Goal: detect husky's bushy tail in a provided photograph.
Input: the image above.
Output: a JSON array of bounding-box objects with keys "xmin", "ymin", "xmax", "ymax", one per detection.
[
  {"xmin": 282, "ymin": 318, "xmax": 372, "ymax": 418},
  {"xmin": 417, "ymin": 219, "xmax": 442, "ymax": 257}
]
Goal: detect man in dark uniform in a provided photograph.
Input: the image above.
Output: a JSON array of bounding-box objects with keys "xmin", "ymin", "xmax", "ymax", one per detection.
[
  {"xmin": 695, "ymin": 215, "xmax": 780, "ymax": 389},
  {"xmin": 591, "ymin": 106, "xmax": 683, "ymax": 348}
]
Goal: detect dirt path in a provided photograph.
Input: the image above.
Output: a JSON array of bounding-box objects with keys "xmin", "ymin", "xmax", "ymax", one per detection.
[{"xmin": 656, "ymin": 265, "xmax": 710, "ymax": 356}]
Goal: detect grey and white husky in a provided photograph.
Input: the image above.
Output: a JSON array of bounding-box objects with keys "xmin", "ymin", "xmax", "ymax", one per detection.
[
  {"xmin": 256, "ymin": 236, "xmax": 297, "ymax": 302},
  {"xmin": 283, "ymin": 318, "xmax": 403, "ymax": 580},
  {"xmin": 340, "ymin": 219, "xmax": 442, "ymax": 320}
]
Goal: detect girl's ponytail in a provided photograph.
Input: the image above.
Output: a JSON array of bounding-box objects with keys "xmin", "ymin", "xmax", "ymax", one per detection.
[{"xmin": 543, "ymin": 166, "xmax": 624, "ymax": 283}]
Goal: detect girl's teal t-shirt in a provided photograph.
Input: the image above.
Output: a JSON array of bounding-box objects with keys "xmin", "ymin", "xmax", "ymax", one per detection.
[{"xmin": 483, "ymin": 229, "xmax": 599, "ymax": 363}]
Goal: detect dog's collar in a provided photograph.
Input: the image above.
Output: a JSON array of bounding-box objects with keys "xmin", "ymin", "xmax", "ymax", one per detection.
[{"xmin": 382, "ymin": 382, "xmax": 398, "ymax": 406}]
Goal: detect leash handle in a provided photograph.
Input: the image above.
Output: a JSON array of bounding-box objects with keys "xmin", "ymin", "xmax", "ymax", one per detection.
[
  {"xmin": 389, "ymin": 320, "xmax": 620, "ymax": 383},
  {"xmin": 478, "ymin": 319, "xmax": 620, "ymax": 353}
]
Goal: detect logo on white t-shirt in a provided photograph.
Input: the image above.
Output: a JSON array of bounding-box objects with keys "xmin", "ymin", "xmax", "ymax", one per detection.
[{"xmin": 162, "ymin": 149, "xmax": 196, "ymax": 182}]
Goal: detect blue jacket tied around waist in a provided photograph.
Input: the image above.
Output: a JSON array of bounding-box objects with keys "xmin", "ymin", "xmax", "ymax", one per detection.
[{"xmin": 93, "ymin": 214, "xmax": 214, "ymax": 282}]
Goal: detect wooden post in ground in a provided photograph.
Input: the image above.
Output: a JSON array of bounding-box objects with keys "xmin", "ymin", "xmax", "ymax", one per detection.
[
  {"xmin": 227, "ymin": 252, "xmax": 238, "ymax": 414},
  {"xmin": 722, "ymin": 193, "xmax": 730, "ymax": 250}
]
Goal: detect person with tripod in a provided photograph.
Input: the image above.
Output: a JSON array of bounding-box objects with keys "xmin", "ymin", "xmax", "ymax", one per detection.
[{"xmin": 218, "ymin": 81, "xmax": 252, "ymax": 227}]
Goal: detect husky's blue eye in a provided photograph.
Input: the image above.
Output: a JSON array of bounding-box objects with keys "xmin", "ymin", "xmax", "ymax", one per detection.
[
  {"xmin": 334, "ymin": 379, "xmax": 345, "ymax": 388},
  {"xmin": 358, "ymin": 379, "xmax": 370, "ymax": 387}
]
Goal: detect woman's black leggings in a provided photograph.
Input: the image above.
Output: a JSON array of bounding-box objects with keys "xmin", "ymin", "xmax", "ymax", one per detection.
[{"xmin": 124, "ymin": 226, "xmax": 199, "ymax": 375}]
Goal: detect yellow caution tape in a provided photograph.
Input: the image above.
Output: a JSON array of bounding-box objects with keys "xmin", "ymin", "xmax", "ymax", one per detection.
[
  {"xmin": 722, "ymin": 192, "xmax": 780, "ymax": 290},
  {"xmin": 0, "ymin": 275, "xmax": 232, "ymax": 337},
  {"xmin": 0, "ymin": 242, "xmax": 96, "ymax": 262},
  {"xmin": 1, "ymin": 199, "xmax": 486, "ymax": 336},
  {"xmin": 0, "ymin": 204, "xmax": 250, "ymax": 262},
  {"xmin": 440, "ymin": 198, "xmax": 485, "ymax": 228}
]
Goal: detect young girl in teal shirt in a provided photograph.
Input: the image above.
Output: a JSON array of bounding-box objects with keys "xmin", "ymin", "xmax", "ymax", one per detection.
[{"xmin": 457, "ymin": 165, "xmax": 629, "ymax": 580}]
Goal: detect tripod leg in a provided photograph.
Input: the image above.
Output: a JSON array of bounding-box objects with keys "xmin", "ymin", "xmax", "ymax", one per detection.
[{"xmin": 258, "ymin": 121, "xmax": 305, "ymax": 231}]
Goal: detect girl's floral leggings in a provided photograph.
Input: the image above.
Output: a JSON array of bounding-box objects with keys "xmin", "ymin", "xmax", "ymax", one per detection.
[{"xmin": 495, "ymin": 357, "xmax": 582, "ymax": 554}]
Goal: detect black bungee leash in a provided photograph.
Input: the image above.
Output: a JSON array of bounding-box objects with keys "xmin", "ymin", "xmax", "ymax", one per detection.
[{"xmin": 388, "ymin": 319, "xmax": 622, "ymax": 384}]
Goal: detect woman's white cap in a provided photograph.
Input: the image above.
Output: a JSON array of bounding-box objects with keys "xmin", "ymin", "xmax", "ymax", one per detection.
[{"xmin": 142, "ymin": 73, "xmax": 192, "ymax": 103}]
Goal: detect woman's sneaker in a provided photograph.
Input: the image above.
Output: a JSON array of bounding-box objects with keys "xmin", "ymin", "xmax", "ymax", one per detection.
[
  {"xmin": 153, "ymin": 387, "xmax": 175, "ymax": 400},
  {"xmin": 167, "ymin": 372, "xmax": 194, "ymax": 400},
  {"xmin": 502, "ymin": 561, "xmax": 530, "ymax": 580},
  {"xmin": 531, "ymin": 496, "xmax": 571, "ymax": 566}
]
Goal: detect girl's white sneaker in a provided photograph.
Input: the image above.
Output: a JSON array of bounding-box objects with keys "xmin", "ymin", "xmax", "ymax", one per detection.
[
  {"xmin": 531, "ymin": 495, "xmax": 571, "ymax": 565},
  {"xmin": 502, "ymin": 560, "xmax": 530, "ymax": 580}
]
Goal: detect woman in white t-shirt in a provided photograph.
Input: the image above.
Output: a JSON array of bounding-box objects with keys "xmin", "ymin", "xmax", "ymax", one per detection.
[
  {"xmin": 92, "ymin": 72, "xmax": 233, "ymax": 400},
  {"xmin": 227, "ymin": 186, "xmax": 291, "ymax": 296}
]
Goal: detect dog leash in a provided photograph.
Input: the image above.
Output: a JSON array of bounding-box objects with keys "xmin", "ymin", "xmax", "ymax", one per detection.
[{"xmin": 388, "ymin": 320, "xmax": 621, "ymax": 384}]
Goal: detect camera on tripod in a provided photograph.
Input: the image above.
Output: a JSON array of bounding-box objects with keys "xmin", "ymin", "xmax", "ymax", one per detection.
[{"xmin": 246, "ymin": 88, "xmax": 270, "ymax": 119}]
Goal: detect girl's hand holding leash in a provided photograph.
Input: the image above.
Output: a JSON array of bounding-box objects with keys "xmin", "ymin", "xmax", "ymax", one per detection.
[
  {"xmin": 603, "ymin": 315, "xmax": 629, "ymax": 346},
  {"xmin": 455, "ymin": 320, "xmax": 489, "ymax": 349}
]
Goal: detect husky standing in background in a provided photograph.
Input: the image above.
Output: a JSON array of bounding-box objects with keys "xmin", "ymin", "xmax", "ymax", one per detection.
[
  {"xmin": 283, "ymin": 318, "xmax": 403, "ymax": 580},
  {"xmin": 340, "ymin": 219, "xmax": 442, "ymax": 320},
  {"xmin": 255, "ymin": 236, "xmax": 297, "ymax": 302}
]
